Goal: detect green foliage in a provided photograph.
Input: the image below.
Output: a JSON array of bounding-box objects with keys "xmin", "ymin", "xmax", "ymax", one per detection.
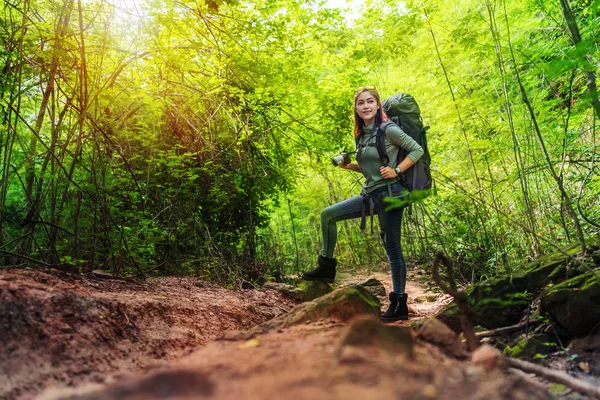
[{"xmin": 0, "ymin": 0, "xmax": 598, "ymax": 285}]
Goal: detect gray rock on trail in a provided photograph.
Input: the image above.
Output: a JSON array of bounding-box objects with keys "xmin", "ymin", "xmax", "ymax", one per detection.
[
  {"xmin": 358, "ymin": 277, "xmax": 387, "ymax": 297},
  {"xmin": 303, "ymin": 280, "xmax": 334, "ymax": 301},
  {"xmin": 337, "ymin": 276, "xmax": 387, "ymax": 298},
  {"xmin": 262, "ymin": 282, "xmax": 305, "ymax": 300},
  {"xmin": 416, "ymin": 318, "xmax": 468, "ymax": 358},
  {"xmin": 263, "ymin": 280, "xmax": 333, "ymax": 302},
  {"xmin": 471, "ymin": 345, "xmax": 507, "ymax": 372},
  {"xmin": 221, "ymin": 285, "xmax": 381, "ymax": 342},
  {"xmin": 263, "ymin": 276, "xmax": 385, "ymax": 302},
  {"xmin": 39, "ymin": 369, "xmax": 215, "ymax": 400},
  {"xmin": 337, "ymin": 315, "xmax": 414, "ymax": 361},
  {"xmin": 240, "ymin": 285, "xmax": 381, "ymax": 338}
]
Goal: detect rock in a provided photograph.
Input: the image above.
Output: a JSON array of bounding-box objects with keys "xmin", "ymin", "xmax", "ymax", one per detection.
[
  {"xmin": 40, "ymin": 368, "xmax": 215, "ymax": 399},
  {"xmin": 435, "ymin": 242, "xmax": 587, "ymax": 332},
  {"xmin": 218, "ymin": 330, "xmax": 254, "ymax": 341},
  {"xmin": 568, "ymin": 335, "xmax": 600, "ymax": 352},
  {"xmin": 359, "ymin": 277, "xmax": 386, "ymax": 297},
  {"xmin": 262, "ymin": 282, "xmax": 304, "ymax": 301},
  {"xmin": 336, "ymin": 315, "xmax": 414, "ymax": 360},
  {"xmin": 417, "ymin": 318, "xmax": 468, "ymax": 358},
  {"xmin": 502, "ymin": 333, "xmax": 556, "ymax": 359},
  {"xmin": 91, "ymin": 269, "xmax": 116, "ymax": 279},
  {"xmin": 543, "ymin": 270, "xmax": 600, "ymax": 337},
  {"xmin": 472, "ymin": 344, "xmax": 506, "ymax": 371},
  {"xmin": 435, "ymin": 278, "xmax": 526, "ymax": 333},
  {"xmin": 250, "ymin": 285, "xmax": 381, "ymax": 336},
  {"xmin": 262, "ymin": 281, "xmax": 333, "ymax": 302},
  {"xmin": 303, "ymin": 280, "xmax": 333, "ymax": 302},
  {"xmin": 433, "ymin": 303, "xmax": 462, "ymax": 332},
  {"xmin": 337, "ymin": 277, "xmax": 386, "ymax": 298},
  {"xmin": 417, "ymin": 295, "xmax": 437, "ymax": 303},
  {"xmin": 337, "ymin": 345, "xmax": 371, "ymax": 363},
  {"xmin": 262, "ymin": 282, "xmax": 287, "ymax": 289}
]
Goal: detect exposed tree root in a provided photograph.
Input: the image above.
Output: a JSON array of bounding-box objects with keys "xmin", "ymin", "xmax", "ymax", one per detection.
[
  {"xmin": 475, "ymin": 320, "xmax": 541, "ymax": 338},
  {"xmin": 432, "ymin": 251, "xmax": 480, "ymax": 351},
  {"xmin": 507, "ymin": 357, "xmax": 600, "ymax": 399}
]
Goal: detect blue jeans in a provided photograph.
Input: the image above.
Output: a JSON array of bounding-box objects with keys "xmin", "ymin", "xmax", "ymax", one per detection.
[{"xmin": 320, "ymin": 183, "xmax": 407, "ymax": 294}]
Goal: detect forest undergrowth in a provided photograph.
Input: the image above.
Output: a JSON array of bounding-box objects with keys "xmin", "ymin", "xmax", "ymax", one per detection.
[{"xmin": 0, "ymin": 0, "xmax": 598, "ymax": 286}]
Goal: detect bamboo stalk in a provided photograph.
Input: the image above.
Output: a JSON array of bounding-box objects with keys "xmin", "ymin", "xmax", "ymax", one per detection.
[{"xmin": 502, "ymin": 0, "xmax": 586, "ymax": 252}]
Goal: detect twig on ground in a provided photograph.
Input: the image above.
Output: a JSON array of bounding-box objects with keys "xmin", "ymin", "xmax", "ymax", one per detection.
[
  {"xmin": 118, "ymin": 306, "xmax": 138, "ymax": 330},
  {"xmin": 508, "ymin": 367, "xmax": 549, "ymax": 392},
  {"xmin": 507, "ymin": 357, "xmax": 600, "ymax": 399},
  {"xmin": 475, "ymin": 320, "xmax": 541, "ymax": 338}
]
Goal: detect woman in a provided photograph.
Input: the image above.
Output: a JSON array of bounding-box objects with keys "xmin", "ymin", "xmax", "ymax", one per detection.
[{"xmin": 302, "ymin": 86, "xmax": 424, "ymax": 322}]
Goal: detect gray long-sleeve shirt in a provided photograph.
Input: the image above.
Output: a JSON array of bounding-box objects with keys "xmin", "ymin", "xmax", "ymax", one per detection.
[{"xmin": 355, "ymin": 123, "xmax": 424, "ymax": 192}]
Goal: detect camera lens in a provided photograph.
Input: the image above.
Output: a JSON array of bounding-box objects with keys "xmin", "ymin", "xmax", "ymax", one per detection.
[{"xmin": 332, "ymin": 155, "xmax": 344, "ymax": 166}]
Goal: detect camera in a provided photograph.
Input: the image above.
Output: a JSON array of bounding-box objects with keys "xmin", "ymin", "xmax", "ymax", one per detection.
[{"xmin": 331, "ymin": 151, "xmax": 351, "ymax": 167}]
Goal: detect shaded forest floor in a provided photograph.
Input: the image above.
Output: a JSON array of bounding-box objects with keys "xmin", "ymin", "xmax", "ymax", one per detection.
[{"xmin": 1, "ymin": 266, "xmax": 554, "ymax": 400}]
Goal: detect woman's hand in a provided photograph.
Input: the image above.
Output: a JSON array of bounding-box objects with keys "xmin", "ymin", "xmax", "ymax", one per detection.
[
  {"xmin": 340, "ymin": 163, "xmax": 361, "ymax": 172},
  {"xmin": 380, "ymin": 166, "xmax": 398, "ymax": 179}
]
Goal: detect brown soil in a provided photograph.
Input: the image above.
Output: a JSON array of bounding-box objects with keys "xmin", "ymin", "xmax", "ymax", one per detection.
[
  {"xmin": 1, "ymin": 266, "xmax": 550, "ymax": 400},
  {"xmin": 0, "ymin": 268, "xmax": 296, "ymax": 399}
]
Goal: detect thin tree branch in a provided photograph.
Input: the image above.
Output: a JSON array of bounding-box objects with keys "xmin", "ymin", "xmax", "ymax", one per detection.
[
  {"xmin": 502, "ymin": 0, "xmax": 586, "ymax": 252},
  {"xmin": 475, "ymin": 320, "xmax": 541, "ymax": 338},
  {"xmin": 432, "ymin": 251, "xmax": 480, "ymax": 352},
  {"xmin": 0, "ymin": 249, "xmax": 56, "ymax": 267},
  {"xmin": 559, "ymin": 0, "xmax": 600, "ymax": 120},
  {"xmin": 507, "ymin": 357, "xmax": 600, "ymax": 399}
]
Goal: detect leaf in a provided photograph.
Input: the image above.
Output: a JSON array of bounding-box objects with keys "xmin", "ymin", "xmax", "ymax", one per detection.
[
  {"xmin": 238, "ymin": 338, "xmax": 260, "ymax": 349},
  {"xmin": 579, "ymin": 362, "xmax": 590, "ymax": 373}
]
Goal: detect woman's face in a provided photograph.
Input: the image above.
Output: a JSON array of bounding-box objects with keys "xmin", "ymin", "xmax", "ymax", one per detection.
[{"xmin": 355, "ymin": 91, "xmax": 379, "ymax": 125}]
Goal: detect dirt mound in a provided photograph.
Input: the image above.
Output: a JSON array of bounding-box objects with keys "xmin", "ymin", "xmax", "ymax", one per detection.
[
  {"xmin": 6, "ymin": 266, "xmax": 553, "ymax": 400},
  {"xmin": 39, "ymin": 317, "xmax": 550, "ymax": 400},
  {"xmin": 0, "ymin": 268, "xmax": 296, "ymax": 399}
]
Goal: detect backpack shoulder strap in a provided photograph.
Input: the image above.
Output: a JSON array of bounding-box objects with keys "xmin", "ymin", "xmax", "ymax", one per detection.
[
  {"xmin": 375, "ymin": 122, "xmax": 393, "ymax": 166},
  {"xmin": 379, "ymin": 121, "xmax": 393, "ymax": 132}
]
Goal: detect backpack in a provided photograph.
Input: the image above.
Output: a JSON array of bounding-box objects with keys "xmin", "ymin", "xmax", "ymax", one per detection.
[{"xmin": 378, "ymin": 93, "xmax": 432, "ymax": 202}]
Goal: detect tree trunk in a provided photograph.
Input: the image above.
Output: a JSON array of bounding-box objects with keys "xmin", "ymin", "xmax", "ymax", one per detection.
[{"xmin": 19, "ymin": 0, "xmax": 75, "ymax": 257}]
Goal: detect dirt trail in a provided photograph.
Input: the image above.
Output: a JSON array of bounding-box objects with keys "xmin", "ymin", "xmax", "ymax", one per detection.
[
  {"xmin": 2, "ymin": 267, "xmax": 548, "ymax": 400},
  {"xmin": 0, "ymin": 268, "xmax": 296, "ymax": 399},
  {"xmin": 341, "ymin": 268, "xmax": 453, "ymax": 321}
]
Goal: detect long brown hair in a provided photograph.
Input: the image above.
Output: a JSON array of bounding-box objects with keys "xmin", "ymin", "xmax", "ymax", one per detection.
[{"xmin": 353, "ymin": 87, "xmax": 387, "ymax": 138}]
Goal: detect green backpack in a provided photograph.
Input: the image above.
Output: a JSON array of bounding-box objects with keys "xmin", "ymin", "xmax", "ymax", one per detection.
[{"xmin": 379, "ymin": 93, "xmax": 432, "ymax": 202}]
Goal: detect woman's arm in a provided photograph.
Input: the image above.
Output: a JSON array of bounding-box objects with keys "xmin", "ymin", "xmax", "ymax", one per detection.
[
  {"xmin": 379, "ymin": 124, "xmax": 424, "ymax": 179},
  {"xmin": 339, "ymin": 162, "xmax": 361, "ymax": 172},
  {"xmin": 386, "ymin": 124, "xmax": 424, "ymax": 163}
]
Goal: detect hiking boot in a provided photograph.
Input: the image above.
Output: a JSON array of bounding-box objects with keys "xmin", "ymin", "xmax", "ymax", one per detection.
[
  {"xmin": 380, "ymin": 292, "xmax": 408, "ymax": 322},
  {"xmin": 302, "ymin": 255, "xmax": 337, "ymax": 283}
]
